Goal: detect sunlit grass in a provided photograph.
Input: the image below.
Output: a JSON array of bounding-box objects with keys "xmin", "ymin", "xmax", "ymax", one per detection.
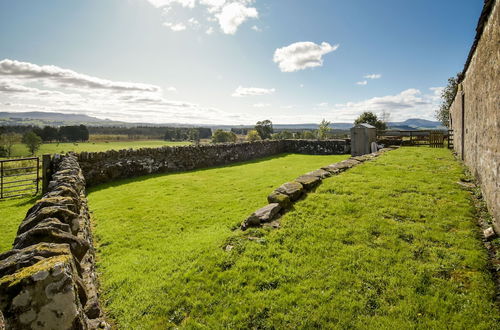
[
  {"xmin": 0, "ymin": 195, "xmax": 38, "ymax": 253},
  {"xmin": 87, "ymin": 153, "xmax": 350, "ymax": 328},
  {"xmin": 88, "ymin": 148, "xmax": 498, "ymax": 328}
]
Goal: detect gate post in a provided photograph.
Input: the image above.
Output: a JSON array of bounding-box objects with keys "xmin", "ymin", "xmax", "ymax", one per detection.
[{"xmin": 42, "ymin": 154, "xmax": 52, "ymax": 194}]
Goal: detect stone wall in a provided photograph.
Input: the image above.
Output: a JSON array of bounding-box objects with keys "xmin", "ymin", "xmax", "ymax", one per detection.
[
  {"xmin": 449, "ymin": 0, "xmax": 500, "ymax": 232},
  {"xmin": 0, "ymin": 155, "xmax": 108, "ymax": 329},
  {"xmin": 77, "ymin": 140, "xmax": 349, "ymax": 187}
]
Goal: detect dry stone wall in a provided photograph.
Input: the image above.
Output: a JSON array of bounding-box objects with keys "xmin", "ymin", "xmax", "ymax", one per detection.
[
  {"xmin": 449, "ymin": 0, "xmax": 500, "ymax": 232},
  {"xmin": 0, "ymin": 155, "xmax": 108, "ymax": 329},
  {"xmin": 77, "ymin": 140, "xmax": 349, "ymax": 187}
]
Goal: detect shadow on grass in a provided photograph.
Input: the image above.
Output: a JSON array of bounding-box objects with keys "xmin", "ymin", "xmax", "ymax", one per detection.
[
  {"xmin": 86, "ymin": 153, "xmax": 298, "ymax": 193},
  {"xmin": 0, "ymin": 194, "xmax": 40, "ymax": 207}
]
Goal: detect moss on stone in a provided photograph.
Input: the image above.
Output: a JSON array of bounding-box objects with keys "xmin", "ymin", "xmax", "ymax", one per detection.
[{"xmin": 0, "ymin": 255, "xmax": 72, "ymax": 288}]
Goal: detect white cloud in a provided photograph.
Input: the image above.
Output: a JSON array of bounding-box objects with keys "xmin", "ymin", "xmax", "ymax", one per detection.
[
  {"xmin": 232, "ymin": 86, "xmax": 275, "ymax": 97},
  {"xmin": 0, "ymin": 59, "xmax": 160, "ymax": 92},
  {"xmin": 147, "ymin": 0, "xmax": 195, "ymax": 9},
  {"xmin": 151, "ymin": 0, "xmax": 258, "ymax": 35},
  {"xmin": 273, "ymin": 42, "xmax": 339, "ymax": 72},
  {"xmin": 200, "ymin": 0, "xmax": 227, "ymax": 13},
  {"xmin": 216, "ymin": 2, "xmax": 258, "ymax": 35},
  {"xmin": 163, "ymin": 22, "xmax": 187, "ymax": 31},
  {"xmin": 253, "ymin": 103, "xmax": 270, "ymax": 108},
  {"xmin": 0, "ymin": 58, "xmax": 245, "ymax": 125},
  {"xmin": 166, "ymin": 86, "xmax": 177, "ymax": 92},
  {"xmin": 317, "ymin": 102, "xmax": 328, "ymax": 107},
  {"xmin": 206, "ymin": 27, "xmax": 214, "ymax": 34},
  {"xmin": 329, "ymin": 88, "xmax": 439, "ymax": 121},
  {"xmin": 364, "ymin": 74, "xmax": 382, "ymax": 79},
  {"xmin": 356, "ymin": 80, "xmax": 368, "ymax": 85},
  {"xmin": 251, "ymin": 25, "xmax": 262, "ymax": 32},
  {"xmin": 429, "ymin": 87, "xmax": 443, "ymax": 99}
]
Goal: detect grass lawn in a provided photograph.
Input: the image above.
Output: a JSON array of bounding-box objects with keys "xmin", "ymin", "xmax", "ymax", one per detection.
[
  {"xmin": 0, "ymin": 195, "xmax": 39, "ymax": 253},
  {"xmin": 88, "ymin": 148, "xmax": 499, "ymax": 329},
  {"xmin": 8, "ymin": 140, "xmax": 190, "ymax": 157}
]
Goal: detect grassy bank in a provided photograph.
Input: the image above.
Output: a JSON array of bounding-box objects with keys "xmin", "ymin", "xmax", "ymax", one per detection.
[
  {"xmin": 88, "ymin": 148, "xmax": 498, "ymax": 328},
  {"xmin": 7, "ymin": 140, "xmax": 190, "ymax": 157}
]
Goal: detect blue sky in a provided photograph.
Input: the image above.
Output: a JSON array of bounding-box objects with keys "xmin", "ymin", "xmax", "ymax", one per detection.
[{"xmin": 0, "ymin": 0, "xmax": 483, "ymax": 124}]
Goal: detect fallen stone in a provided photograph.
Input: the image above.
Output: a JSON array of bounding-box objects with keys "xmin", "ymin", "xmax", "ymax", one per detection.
[
  {"xmin": 276, "ymin": 182, "xmax": 304, "ymax": 201},
  {"xmin": 263, "ymin": 219, "xmax": 281, "ymax": 229},
  {"xmin": 242, "ymin": 203, "xmax": 281, "ymax": 230},
  {"xmin": 484, "ymin": 227, "xmax": 496, "ymax": 240},
  {"xmin": 295, "ymin": 175, "xmax": 321, "ymax": 190},
  {"xmin": 267, "ymin": 192, "xmax": 292, "ymax": 209},
  {"xmin": 305, "ymin": 169, "xmax": 331, "ymax": 179}
]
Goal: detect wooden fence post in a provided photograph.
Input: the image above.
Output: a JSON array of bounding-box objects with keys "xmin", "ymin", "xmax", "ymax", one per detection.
[{"xmin": 42, "ymin": 154, "xmax": 52, "ymax": 194}]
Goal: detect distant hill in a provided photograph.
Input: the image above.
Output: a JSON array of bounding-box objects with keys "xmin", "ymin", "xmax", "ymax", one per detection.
[
  {"xmin": 388, "ymin": 118, "xmax": 446, "ymax": 130},
  {"xmin": 0, "ymin": 111, "xmax": 446, "ymax": 130}
]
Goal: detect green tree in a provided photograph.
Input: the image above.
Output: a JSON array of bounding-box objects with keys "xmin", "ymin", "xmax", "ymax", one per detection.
[
  {"xmin": 212, "ymin": 129, "xmax": 237, "ymax": 144},
  {"xmin": 255, "ymin": 120, "xmax": 273, "ymax": 140},
  {"xmin": 301, "ymin": 130, "xmax": 317, "ymax": 139},
  {"xmin": 22, "ymin": 131, "xmax": 42, "ymax": 155},
  {"xmin": 318, "ymin": 119, "xmax": 332, "ymax": 140},
  {"xmin": 0, "ymin": 132, "xmax": 20, "ymax": 157},
  {"xmin": 354, "ymin": 112, "xmax": 387, "ymax": 130},
  {"xmin": 188, "ymin": 128, "xmax": 200, "ymax": 145},
  {"xmin": 246, "ymin": 130, "xmax": 262, "ymax": 142},
  {"xmin": 435, "ymin": 74, "xmax": 459, "ymax": 127}
]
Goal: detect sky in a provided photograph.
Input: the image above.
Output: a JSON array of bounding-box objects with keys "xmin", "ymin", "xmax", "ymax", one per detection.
[{"xmin": 0, "ymin": 0, "xmax": 483, "ymax": 125}]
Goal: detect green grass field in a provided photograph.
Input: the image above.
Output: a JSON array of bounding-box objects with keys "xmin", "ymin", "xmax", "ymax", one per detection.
[
  {"xmin": 0, "ymin": 195, "xmax": 39, "ymax": 253},
  {"xmin": 87, "ymin": 148, "xmax": 499, "ymax": 329},
  {"xmin": 8, "ymin": 140, "xmax": 190, "ymax": 157}
]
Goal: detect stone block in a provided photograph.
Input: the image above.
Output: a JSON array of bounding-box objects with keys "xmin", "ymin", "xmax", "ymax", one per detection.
[
  {"xmin": 242, "ymin": 203, "xmax": 282, "ymax": 230},
  {"xmin": 295, "ymin": 175, "xmax": 321, "ymax": 190},
  {"xmin": 276, "ymin": 182, "xmax": 304, "ymax": 201},
  {"xmin": 0, "ymin": 244, "xmax": 88, "ymax": 329},
  {"xmin": 267, "ymin": 192, "xmax": 292, "ymax": 209}
]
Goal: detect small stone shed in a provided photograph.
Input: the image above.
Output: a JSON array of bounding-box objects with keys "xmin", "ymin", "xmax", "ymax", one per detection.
[{"xmin": 350, "ymin": 123, "xmax": 377, "ymax": 156}]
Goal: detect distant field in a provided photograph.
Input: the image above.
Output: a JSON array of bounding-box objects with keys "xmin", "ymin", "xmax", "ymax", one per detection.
[
  {"xmin": 88, "ymin": 148, "xmax": 498, "ymax": 328},
  {"xmin": 8, "ymin": 140, "xmax": 191, "ymax": 157}
]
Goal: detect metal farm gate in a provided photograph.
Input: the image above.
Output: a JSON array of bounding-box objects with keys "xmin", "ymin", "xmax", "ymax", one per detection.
[{"xmin": 0, "ymin": 157, "xmax": 40, "ymax": 199}]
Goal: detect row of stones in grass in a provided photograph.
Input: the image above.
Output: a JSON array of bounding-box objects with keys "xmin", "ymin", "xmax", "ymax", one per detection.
[
  {"xmin": 0, "ymin": 154, "xmax": 109, "ymax": 329},
  {"xmin": 241, "ymin": 148, "xmax": 397, "ymax": 230},
  {"xmin": 76, "ymin": 139, "xmax": 349, "ymax": 187}
]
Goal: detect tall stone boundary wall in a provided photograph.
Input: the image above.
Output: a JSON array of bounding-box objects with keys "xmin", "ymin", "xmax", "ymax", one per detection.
[
  {"xmin": 449, "ymin": 0, "xmax": 500, "ymax": 232},
  {"xmin": 0, "ymin": 155, "xmax": 109, "ymax": 329},
  {"xmin": 77, "ymin": 140, "xmax": 349, "ymax": 187}
]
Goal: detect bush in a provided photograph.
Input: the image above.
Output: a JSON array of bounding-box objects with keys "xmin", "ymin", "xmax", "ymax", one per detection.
[
  {"xmin": 246, "ymin": 130, "xmax": 261, "ymax": 142},
  {"xmin": 212, "ymin": 129, "xmax": 237, "ymax": 144}
]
